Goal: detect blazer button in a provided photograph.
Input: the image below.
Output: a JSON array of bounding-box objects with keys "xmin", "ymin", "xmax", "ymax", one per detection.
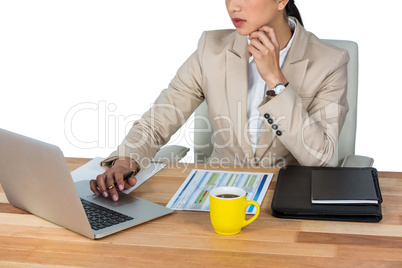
[
  {"xmin": 264, "ymin": 113, "xmax": 270, "ymax": 119},
  {"xmin": 276, "ymin": 130, "xmax": 282, "ymax": 136},
  {"xmin": 267, "ymin": 118, "xmax": 274, "ymax": 124},
  {"xmin": 272, "ymin": 124, "xmax": 278, "ymax": 130}
]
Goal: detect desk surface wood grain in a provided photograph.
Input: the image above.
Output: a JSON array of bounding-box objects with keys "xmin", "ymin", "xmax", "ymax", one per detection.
[{"xmin": 1, "ymin": 158, "xmax": 401, "ymax": 267}]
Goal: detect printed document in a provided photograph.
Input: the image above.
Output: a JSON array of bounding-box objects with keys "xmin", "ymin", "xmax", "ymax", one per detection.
[{"xmin": 167, "ymin": 169, "xmax": 273, "ymax": 214}]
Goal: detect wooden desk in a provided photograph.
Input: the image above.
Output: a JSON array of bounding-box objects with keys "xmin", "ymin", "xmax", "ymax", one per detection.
[{"xmin": 1, "ymin": 158, "xmax": 401, "ymax": 267}]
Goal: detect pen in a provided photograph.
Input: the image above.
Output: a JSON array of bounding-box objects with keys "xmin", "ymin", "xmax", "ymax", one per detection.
[{"xmin": 108, "ymin": 166, "xmax": 141, "ymax": 190}]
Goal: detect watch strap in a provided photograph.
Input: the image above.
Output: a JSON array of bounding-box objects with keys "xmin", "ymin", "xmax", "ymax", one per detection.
[{"xmin": 267, "ymin": 82, "xmax": 289, "ymax": 97}]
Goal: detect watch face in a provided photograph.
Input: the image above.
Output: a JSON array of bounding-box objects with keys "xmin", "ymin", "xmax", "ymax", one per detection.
[{"xmin": 274, "ymin": 85, "xmax": 286, "ymax": 95}]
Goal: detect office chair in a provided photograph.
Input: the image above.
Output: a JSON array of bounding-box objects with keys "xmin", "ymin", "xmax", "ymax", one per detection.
[{"xmin": 154, "ymin": 40, "xmax": 373, "ymax": 167}]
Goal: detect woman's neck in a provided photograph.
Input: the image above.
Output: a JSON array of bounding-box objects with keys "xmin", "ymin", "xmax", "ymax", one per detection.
[{"xmin": 271, "ymin": 17, "xmax": 293, "ymax": 50}]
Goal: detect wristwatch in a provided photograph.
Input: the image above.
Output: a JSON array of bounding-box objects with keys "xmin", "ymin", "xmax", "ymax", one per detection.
[{"xmin": 266, "ymin": 82, "xmax": 289, "ymax": 97}]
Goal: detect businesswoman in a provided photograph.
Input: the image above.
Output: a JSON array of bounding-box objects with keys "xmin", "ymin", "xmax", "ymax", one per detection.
[{"xmin": 91, "ymin": 0, "xmax": 349, "ymax": 201}]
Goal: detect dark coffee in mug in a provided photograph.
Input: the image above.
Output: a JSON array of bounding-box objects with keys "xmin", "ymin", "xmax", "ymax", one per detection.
[{"xmin": 216, "ymin": 194, "xmax": 240, "ymax": 199}]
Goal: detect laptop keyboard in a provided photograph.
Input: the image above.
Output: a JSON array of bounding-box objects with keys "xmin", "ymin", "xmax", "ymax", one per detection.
[{"xmin": 81, "ymin": 199, "xmax": 134, "ymax": 231}]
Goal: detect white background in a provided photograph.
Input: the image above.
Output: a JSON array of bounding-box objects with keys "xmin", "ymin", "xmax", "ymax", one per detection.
[{"xmin": 1, "ymin": 0, "xmax": 401, "ymax": 171}]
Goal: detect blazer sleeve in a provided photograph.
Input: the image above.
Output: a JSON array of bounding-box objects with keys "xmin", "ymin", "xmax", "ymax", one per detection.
[
  {"xmin": 258, "ymin": 49, "xmax": 350, "ymax": 166},
  {"xmin": 101, "ymin": 33, "xmax": 207, "ymax": 168}
]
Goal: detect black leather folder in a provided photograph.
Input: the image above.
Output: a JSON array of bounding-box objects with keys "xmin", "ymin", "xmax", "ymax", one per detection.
[{"xmin": 271, "ymin": 166, "xmax": 382, "ymax": 222}]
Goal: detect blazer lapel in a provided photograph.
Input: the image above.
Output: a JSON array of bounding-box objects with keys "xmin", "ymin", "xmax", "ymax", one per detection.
[
  {"xmin": 282, "ymin": 18, "xmax": 311, "ymax": 93},
  {"xmin": 226, "ymin": 33, "xmax": 254, "ymax": 156},
  {"xmin": 281, "ymin": 20, "xmax": 310, "ymax": 93}
]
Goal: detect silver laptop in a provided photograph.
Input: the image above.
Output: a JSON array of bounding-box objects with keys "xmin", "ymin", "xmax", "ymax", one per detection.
[{"xmin": 0, "ymin": 128, "xmax": 173, "ymax": 239}]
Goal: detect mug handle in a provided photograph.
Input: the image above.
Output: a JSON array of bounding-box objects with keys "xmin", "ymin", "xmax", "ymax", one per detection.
[{"xmin": 243, "ymin": 200, "xmax": 260, "ymax": 227}]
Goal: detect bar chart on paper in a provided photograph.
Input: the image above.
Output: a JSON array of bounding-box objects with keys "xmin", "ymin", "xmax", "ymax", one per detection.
[{"xmin": 166, "ymin": 169, "xmax": 273, "ymax": 214}]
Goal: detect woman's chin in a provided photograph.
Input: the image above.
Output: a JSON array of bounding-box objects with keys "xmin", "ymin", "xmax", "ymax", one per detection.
[
  {"xmin": 234, "ymin": 25, "xmax": 260, "ymax": 36},
  {"xmin": 235, "ymin": 28, "xmax": 252, "ymax": 36}
]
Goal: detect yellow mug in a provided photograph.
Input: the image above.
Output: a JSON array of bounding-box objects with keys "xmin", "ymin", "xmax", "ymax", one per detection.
[{"xmin": 209, "ymin": 187, "xmax": 260, "ymax": 235}]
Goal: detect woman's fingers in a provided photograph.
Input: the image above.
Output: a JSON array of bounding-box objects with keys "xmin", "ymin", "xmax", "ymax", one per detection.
[
  {"xmin": 247, "ymin": 25, "xmax": 285, "ymax": 89},
  {"xmin": 90, "ymin": 163, "xmax": 135, "ymax": 202},
  {"xmin": 124, "ymin": 177, "xmax": 137, "ymax": 189},
  {"xmin": 105, "ymin": 171, "xmax": 120, "ymax": 201},
  {"xmin": 258, "ymin": 26, "xmax": 279, "ymax": 48},
  {"xmin": 95, "ymin": 172, "xmax": 109, "ymax": 197},
  {"xmin": 89, "ymin": 179, "xmax": 100, "ymax": 196},
  {"xmin": 249, "ymin": 30, "xmax": 278, "ymax": 52}
]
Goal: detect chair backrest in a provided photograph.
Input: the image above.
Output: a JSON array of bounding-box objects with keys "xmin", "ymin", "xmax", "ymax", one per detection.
[{"xmin": 193, "ymin": 40, "xmax": 359, "ymax": 166}]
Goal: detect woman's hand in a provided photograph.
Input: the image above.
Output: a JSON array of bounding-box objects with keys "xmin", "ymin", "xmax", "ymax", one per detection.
[
  {"xmin": 247, "ymin": 26, "xmax": 287, "ymax": 89},
  {"xmin": 89, "ymin": 157, "xmax": 137, "ymax": 202}
]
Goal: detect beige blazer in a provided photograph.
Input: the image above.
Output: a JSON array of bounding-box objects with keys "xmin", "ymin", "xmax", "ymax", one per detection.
[{"xmin": 102, "ymin": 19, "xmax": 349, "ymax": 168}]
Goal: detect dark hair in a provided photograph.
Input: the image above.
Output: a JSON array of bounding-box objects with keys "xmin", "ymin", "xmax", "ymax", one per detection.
[{"xmin": 285, "ymin": 0, "xmax": 303, "ymax": 26}]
